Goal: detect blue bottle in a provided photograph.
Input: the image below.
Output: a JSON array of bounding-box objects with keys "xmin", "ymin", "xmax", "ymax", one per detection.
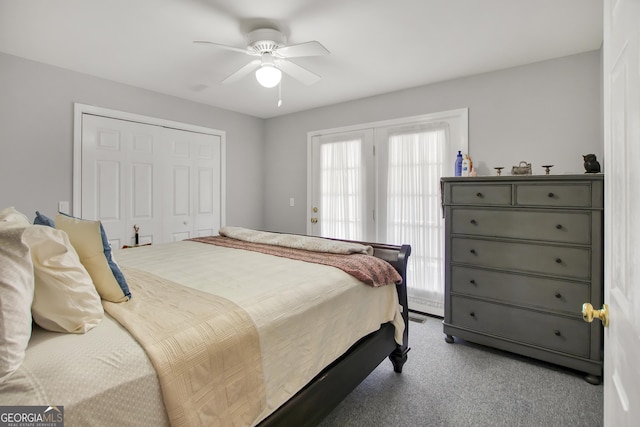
[{"xmin": 454, "ymin": 151, "xmax": 463, "ymax": 176}]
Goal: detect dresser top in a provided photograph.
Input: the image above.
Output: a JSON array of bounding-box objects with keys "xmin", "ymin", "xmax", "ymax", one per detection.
[{"xmin": 441, "ymin": 174, "xmax": 603, "ymax": 183}]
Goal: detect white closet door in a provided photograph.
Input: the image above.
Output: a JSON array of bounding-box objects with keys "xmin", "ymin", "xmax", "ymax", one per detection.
[
  {"xmin": 192, "ymin": 132, "xmax": 222, "ymax": 238},
  {"xmin": 81, "ymin": 114, "xmax": 222, "ymax": 246},
  {"xmin": 163, "ymin": 127, "xmax": 222, "ymax": 242},
  {"xmin": 81, "ymin": 115, "xmax": 164, "ymax": 247}
]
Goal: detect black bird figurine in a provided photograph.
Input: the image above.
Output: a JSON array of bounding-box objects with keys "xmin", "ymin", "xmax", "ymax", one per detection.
[{"xmin": 583, "ymin": 154, "xmax": 601, "ymax": 173}]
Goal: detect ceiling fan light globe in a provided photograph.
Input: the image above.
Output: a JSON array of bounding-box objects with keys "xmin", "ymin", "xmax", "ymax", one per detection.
[{"xmin": 255, "ymin": 65, "xmax": 282, "ymax": 88}]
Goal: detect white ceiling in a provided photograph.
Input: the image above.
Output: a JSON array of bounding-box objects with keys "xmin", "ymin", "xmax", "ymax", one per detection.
[{"xmin": 0, "ymin": 0, "xmax": 603, "ymax": 119}]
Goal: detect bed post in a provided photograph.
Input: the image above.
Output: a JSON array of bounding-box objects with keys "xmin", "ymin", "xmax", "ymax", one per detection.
[{"xmin": 388, "ymin": 244, "xmax": 411, "ymax": 373}]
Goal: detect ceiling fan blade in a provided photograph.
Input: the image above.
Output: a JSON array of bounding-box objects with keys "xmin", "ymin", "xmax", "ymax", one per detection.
[
  {"xmin": 222, "ymin": 59, "xmax": 261, "ymax": 84},
  {"xmin": 276, "ymin": 60, "xmax": 321, "ymax": 85},
  {"xmin": 194, "ymin": 40, "xmax": 255, "ymax": 55},
  {"xmin": 275, "ymin": 41, "xmax": 329, "ymax": 58}
]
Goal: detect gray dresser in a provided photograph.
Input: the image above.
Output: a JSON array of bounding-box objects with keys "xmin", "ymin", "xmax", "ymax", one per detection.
[{"xmin": 441, "ymin": 174, "xmax": 604, "ymax": 384}]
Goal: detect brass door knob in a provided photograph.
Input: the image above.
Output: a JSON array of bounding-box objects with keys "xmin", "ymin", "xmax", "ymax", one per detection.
[
  {"xmin": 310, "ymin": 217, "xmax": 318, "ymax": 224},
  {"xmin": 582, "ymin": 303, "xmax": 609, "ymax": 327}
]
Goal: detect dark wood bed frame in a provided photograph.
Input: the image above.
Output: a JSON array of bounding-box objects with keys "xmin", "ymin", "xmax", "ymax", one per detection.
[{"xmin": 259, "ymin": 241, "xmax": 412, "ymax": 427}]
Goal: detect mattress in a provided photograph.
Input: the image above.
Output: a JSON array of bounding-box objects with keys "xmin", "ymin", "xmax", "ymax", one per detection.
[{"xmin": 0, "ymin": 239, "xmax": 404, "ymax": 426}]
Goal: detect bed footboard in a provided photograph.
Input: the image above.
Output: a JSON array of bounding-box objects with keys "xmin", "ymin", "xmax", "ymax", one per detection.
[{"xmin": 370, "ymin": 243, "xmax": 411, "ymax": 373}]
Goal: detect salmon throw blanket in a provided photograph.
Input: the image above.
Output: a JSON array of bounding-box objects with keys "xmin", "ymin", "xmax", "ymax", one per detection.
[
  {"xmin": 103, "ymin": 267, "xmax": 266, "ymax": 427},
  {"xmin": 189, "ymin": 234, "xmax": 402, "ymax": 287}
]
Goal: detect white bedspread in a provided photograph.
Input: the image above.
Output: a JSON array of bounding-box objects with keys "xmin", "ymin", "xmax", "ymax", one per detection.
[
  {"xmin": 115, "ymin": 240, "xmax": 404, "ymax": 424},
  {"xmin": 0, "ymin": 240, "xmax": 404, "ymax": 426},
  {"xmin": 0, "ymin": 315, "xmax": 170, "ymax": 426}
]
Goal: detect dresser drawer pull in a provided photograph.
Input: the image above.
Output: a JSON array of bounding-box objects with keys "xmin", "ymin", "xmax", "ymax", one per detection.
[
  {"xmin": 476, "ymin": 192, "xmax": 483, "ymax": 198},
  {"xmin": 469, "ymin": 312, "xmax": 475, "ymax": 317},
  {"xmin": 554, "ymin": 330, "xmax": 561, "ymax": 336},
  {"xmin": 556, "ymin": 224, "xmax": 563, "ymax": 230},
  {"xmin": 470, "ymin": 219, "xmax": 477, "ymax": 225},
  {"xmin": 470, "ymin": 249, "xmax": 477, "ymax": 255},
  {"xmin": 554, "ymin": 292, "xmax": 562, "ymax": 299},
  {"xmin": 469, "ymin": 279, "xmax": 476, "ymax": 285},
  {"xmin": 555, "ymin": 258, "xmax": 562, "ymax": 264},
  {"xmin": 548, "ymin": 192, "xmax": 555, "ymax": 198}
]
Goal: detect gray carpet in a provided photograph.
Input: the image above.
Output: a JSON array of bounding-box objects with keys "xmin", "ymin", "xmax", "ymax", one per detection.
[{"xmin": 318, "ymin": 315, "xmax": 603, "ymax": 427}]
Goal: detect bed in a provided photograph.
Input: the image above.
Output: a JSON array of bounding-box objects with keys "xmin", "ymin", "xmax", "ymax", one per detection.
[{"xmin": 0, "ymin": 209, "xmax": 411, "ymax": 427}]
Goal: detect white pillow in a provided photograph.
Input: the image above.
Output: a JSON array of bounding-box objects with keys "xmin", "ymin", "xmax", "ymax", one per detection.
[
  {"xmin": 24, "ymin": 225, "xmax": 104, "ymax": 333},
  {"xmin": 0, "ymin": 206, "xmax": 31, "ymax": 226},
  {"xmin": 0, "ymin": 223, "xmax": 34, "ymax": 384}
]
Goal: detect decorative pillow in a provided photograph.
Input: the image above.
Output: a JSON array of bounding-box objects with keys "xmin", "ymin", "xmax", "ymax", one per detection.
[
  {"xmin": 0, "ymin": 207, "xmax": 31, "ymax": 226},
  {"xmin": 0, "ymin": 224, "xmax": 34, "ymax": 384},
  {"xmin": 97, "ymin": 222, "xmax": 130, "ymax": 299},
  {"xmin": 55, "ymin": 214, "xmax": 131, "ymax": 302},
  {"xmin": 33, "ymin": 211, "xmax": 55, "ymax": 227},
  {"xmin": 23, "ymin": 225, "xmax": 104, "ymax": 333}
]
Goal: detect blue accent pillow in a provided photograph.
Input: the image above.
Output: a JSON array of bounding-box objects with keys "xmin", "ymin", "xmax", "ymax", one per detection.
[
  {"xmin": 34, "ymin": 211, "xmax": 55, "ymax": 227},
  {"xmin": 57, "ymin": 212, "xmax": 131, "ymax": 300},
  {"xmin": 98, "ymin": 222, "xmax": 131, "ymax": 300}
]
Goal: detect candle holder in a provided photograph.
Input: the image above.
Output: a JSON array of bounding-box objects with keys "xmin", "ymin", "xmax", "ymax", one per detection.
[
  {"xmin": 542, "ymin": 165, "xmax": 554, "ymax": 175},
  {"xmin": 494, "ymin": 167, "xmax": 504, "ymax": 176}
]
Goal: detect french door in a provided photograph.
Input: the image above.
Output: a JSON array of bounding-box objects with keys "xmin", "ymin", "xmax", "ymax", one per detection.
[
  {"xmin": 308, "ymin": 110, "xmax": 468, "ymax": 316},
  {"xmin": 309, "ymin": 129, "xmax": 374, "ymax": 241}
]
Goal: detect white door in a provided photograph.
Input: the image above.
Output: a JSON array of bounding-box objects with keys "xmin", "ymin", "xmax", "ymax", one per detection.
[
  {"xmin": 81, "ymin": 114, "xmax": 223, "ymax": 246},
  {"xmin": 603, "ymin": 0, "xmax": 640, "ymax": 424},
  {"xmin": 81, "ymin": 115, "xmax": 164, "ymax": 248},
  {"xmin": 375, "ymin": 123, "xmax": 449, "ymax": 316},
  {"xmin": 307, "ymin": 111, "xmax": 467, "ymax": 317},
  {"xmin": 163, "ymin": 127, "xmax": 222, "ymax": 242},
  {"xmin": 308, "ymin": 129, "xmax": 375, "ymax": 240}
]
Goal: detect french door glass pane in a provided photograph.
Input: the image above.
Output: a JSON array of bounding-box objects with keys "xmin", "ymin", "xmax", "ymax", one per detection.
[
  {"xmin": 320, "ymin": 139, "xmax": 363, "ymax": 240},
  {"xmin": 386, "ymin": 128, "xmax": 446, "ymax": 315}
]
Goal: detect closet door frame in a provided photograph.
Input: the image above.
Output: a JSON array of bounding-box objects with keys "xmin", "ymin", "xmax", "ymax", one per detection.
[{"xmin": 72, "ymin": 103, "xmax": 226, "ymax": 227}]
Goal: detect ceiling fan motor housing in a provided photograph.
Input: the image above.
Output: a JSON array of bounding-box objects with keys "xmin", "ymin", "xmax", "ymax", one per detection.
[{"xmin": 247, "ymin": 28, "xmax": 286, "ymax": 54}]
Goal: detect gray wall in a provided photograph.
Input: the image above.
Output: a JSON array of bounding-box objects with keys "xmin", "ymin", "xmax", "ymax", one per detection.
[
  {"xmin": 0, "ymin": 50, "xmax": 603, "ymax": 236},
  {"xmin": 0, "ymin": 52, "xmax": 265, "ymax": 229},
  {"xmin": 263, "ymin": 50, "xmax": 603, "ymax": 234}
]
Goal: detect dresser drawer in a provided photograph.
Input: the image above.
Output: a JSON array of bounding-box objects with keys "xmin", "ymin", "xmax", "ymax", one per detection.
[
  {"xmin": 515, "ymin": 183, "xmax": 592, "ymax": 207},
  {"xmin": 451, "ymin": 237, "xmax": 591, "ymax": 279},
  {"xmin": 451, "ymin": 266, "xmax": 589, "ymax": 316},
  {"xmin": 450, "ymin": 184, "xmax": 511, "ymax": 205},
  {"xmin": 450, "ymin": 296, "xmax": 590, "ymax": 357},
  {"xmin": 451, "ymin": 208, "xmax": 592, "ymax": 244}
]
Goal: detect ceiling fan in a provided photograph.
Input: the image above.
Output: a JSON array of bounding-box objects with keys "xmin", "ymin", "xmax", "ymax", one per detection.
[{"xmin": 194, "ymin": 28, "xmax": 329, "ymax": 88}]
